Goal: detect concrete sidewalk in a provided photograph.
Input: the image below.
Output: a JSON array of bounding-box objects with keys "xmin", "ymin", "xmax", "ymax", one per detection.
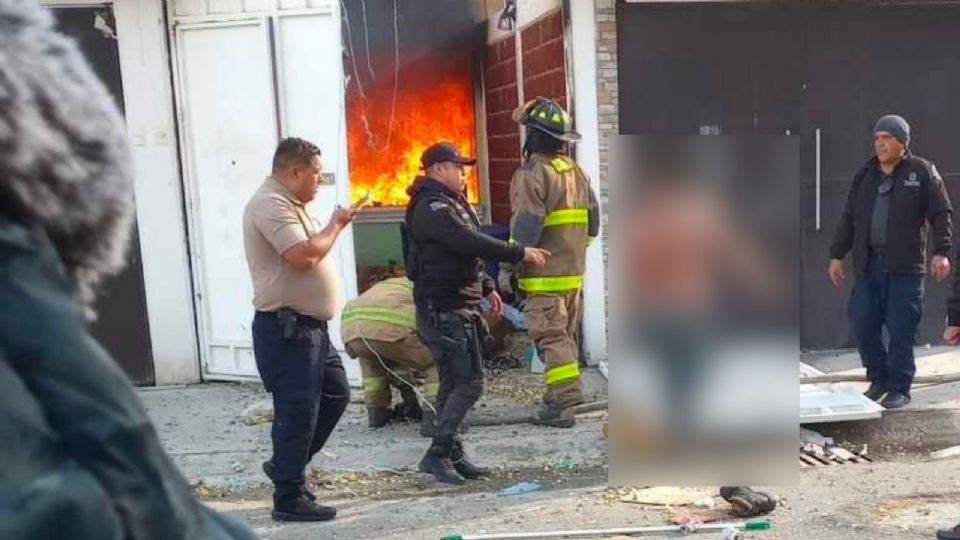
[{"xmin": 138, "ymin": 369, "xmax": 609, "ymax": 495}]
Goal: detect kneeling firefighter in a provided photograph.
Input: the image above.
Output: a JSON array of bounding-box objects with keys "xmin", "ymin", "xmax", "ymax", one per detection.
[{"xmin": 341, "ymin": 276, "xmax": 439, "ymax": 435}]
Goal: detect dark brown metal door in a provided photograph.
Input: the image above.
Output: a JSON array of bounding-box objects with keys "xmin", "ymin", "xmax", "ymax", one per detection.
[
  {"xmin": 618, "ymin": 0, "xmax": 960, "ymax": 351},
  {"xmin": 52, "ymin": 6, "xmax": 155, "ymax": 385}
]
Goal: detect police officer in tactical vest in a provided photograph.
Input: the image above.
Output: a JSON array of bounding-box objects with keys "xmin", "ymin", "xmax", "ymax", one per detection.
[
  {"xmin": 405, "ymin": 142, "xmax": 550, "ymax": 484},
  {"xmin": 500, "ymin": 97, "xmax": 600, "ymax": 427}
]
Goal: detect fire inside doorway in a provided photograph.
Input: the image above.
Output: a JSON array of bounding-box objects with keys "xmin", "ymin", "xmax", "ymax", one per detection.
[{"xmin": 342, "ymin": 0, "xmax": 487, "ymax": 292}]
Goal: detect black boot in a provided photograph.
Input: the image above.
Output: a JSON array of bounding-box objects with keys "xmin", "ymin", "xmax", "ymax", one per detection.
[
  {"xmin": 398, "ymin": 386, "xmax": 424, "ymax": 421},
  {"xmin": 881, "ymin": 391, "xmax": 911, "ymax": 409},
  {"xmin": 420, "ymin": 408, "xmax": 437, "ymax": 438},
  {"xmin": 720, "ymin": 486, "xmax": 777, "ymax": 517},
  {"xmin": 271, "ymin": 494, "xmax": 336, "ymax": 522},
  {"xmin": 451, "ymin": 438, "xmax": 490, "ymax": 480},
  {"xmin": 263, "ymin": 460, "xmax": 316, "ymax": 501},
  {"xmin": 532, "ymin": 403, "xmax": 576, "ymax": 428},
  {"xmin": 863, "ymin": 381, "xmax": 887, "ymax": 402},
  {"xmin": 418, "ymin": 436, "xmax": 465, "ymax": 485},
  {"xmin": 368, "ymin": 406, "xmax": 392, "ymax": 428},
  {"xmin": 937, "ymin": 523, "xmax": 960, "ymax": 540}
]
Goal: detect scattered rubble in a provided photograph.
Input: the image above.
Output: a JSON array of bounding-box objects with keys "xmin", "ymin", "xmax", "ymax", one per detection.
[{"xmin": 800, "ymin": 427, "xmax": 873, "ymax": 467}]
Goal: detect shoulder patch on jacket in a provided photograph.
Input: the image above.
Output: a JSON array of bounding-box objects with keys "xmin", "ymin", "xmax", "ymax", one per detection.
[
  {"xmin": 429, "ymin": 200, "xmax": 449, "ymax": 212},
  {"xmin": 931, "ymin": 163, "xmax": 943, "ymax": 181},
  {"xmin": 550, "ymin": 156, "xmax": 574, "ymax": 173}
]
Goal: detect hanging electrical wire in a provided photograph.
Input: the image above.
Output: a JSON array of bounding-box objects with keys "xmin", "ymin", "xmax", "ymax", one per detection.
[{"xmin": 359, "ymin": 0, "xmax": 376, "ymax": 79}]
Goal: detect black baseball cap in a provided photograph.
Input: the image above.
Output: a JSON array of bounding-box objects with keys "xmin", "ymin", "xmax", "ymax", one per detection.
[{"xmin": 420, "ymin": 141, "xmax": 477, "ymax": 169}]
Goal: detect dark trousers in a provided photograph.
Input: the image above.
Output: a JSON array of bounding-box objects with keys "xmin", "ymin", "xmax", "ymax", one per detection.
[
  {"xmin": 417, "ymin": 308, "xmax": 485, "ymax": 440},
  {"xmin": 252, "ymin": 311, "xmax": 350, "ymax": 501},
  {"xmin": 848, "ymin": 254, "xmax": 924, "ymax": 395}
]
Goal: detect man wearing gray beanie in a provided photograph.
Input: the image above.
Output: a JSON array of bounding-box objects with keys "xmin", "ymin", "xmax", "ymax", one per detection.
[{"xmin": 828, "ymin": 114, "xmax": 953, "ymax": 409}]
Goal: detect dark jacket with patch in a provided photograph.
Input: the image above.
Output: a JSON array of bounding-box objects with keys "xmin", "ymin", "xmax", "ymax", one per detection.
[
  {"xmin": 829, "ymin": 154, "xmax": 952, "ymax": 276},
  {"xmin": 404, "ymin": 177, "xmax": 524, "ymax": 311}
]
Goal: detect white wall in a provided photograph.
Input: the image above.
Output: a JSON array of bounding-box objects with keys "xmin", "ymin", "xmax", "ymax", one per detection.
[
  {"xmin": 44, "ymin": 0, "xmax": 201, "ymax": 384},
  {"xmin": 569, "ymin": 0, "xmax": 608, "ymax": 363}
]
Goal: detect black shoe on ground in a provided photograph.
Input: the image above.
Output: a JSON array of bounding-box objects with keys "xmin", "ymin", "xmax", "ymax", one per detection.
[
  {"xmin": 720, "ymin": 486, "xmax": 777, "ymax": 518},
  {"xmin": 881, "ymin": 391, "xmax": 911, "ymax": 409},
  {"xmin": 418, "ymin": 437, "xmax": 465, "ymax": 485},
  {"xmin": 937, "ymin": 523, "xmax": 960, "ymax": 540},
  {"xmin": 863, "ymin": 382, "xmax": 888, "ymax": 402},
  {"xmin": 262, "ymin": 461, "xmax": 317, "ymax": 501},
  {"xmin": 451, "ymin": 438, "xmax": 490, "ymax": 480},
  {"xmin": 271, "ymin": 495, "xmax": 336, "ymax": 522}
]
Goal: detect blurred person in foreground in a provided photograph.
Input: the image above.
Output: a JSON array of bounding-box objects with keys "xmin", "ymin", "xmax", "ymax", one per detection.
[
  {"xmin": 619, "ymin": 149, "xmax": 786, "ymax": 517},
  {"xmin": 829, "ymin": 115, "xmax": 952, "ymax": 409},
  {"xmin": 0, "ymin": 0, "xmax": 257, "ymax": 537}
]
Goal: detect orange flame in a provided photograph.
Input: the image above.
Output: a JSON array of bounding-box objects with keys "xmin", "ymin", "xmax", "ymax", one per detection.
[{"xmin": 347, "ymin": 77, "xmax": 479, "ymax": 207}]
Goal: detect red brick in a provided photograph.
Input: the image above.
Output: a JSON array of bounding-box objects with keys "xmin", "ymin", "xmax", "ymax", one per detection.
[
  {"xmin": 521, "ymin": 23, "xmax": 540, "ymax": 49},
  {"xmin": 503, "ymin": 84, "xmax": 518, "ymax": 108},
  {"xmin": 503, "ymin": 58, "xmax": 517, "ymax": 84},
  {"xmin": 546, "ymin": 10, "xmax": 564, "ymax": 40},
  {"xmin": 491, "ymin": 203, "xmax": 511, "ymax": 225},
  {"xmin": 543, "ymin": 39, "xmax": 565, "ymax": 69},
  {"xmin": 549, "ymin": 69, "xmax": 567, "ymax": 98},
  {"xmin": 500, "ymin": 36, "xmax": 515, "ymax": 61},
  {"xmin": 489, "ymin": 136, "xmax": 520, "ymax": 160},
  {"xmin": 494, "ymin": 64, "xmax": 509, "ymax": 89},
  {"xmin": 489, "ymin": 158, "xmax": 519, "ymax": 181}
]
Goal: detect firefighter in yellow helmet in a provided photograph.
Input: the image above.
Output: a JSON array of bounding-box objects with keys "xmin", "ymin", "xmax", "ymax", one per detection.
[
  {"xmin": 341, "ymin": 277, "xmax": 439, "ymax": 436},
  {"xmin": 500, "ymin": 97, "xmax": 600, "ymax": 428}
]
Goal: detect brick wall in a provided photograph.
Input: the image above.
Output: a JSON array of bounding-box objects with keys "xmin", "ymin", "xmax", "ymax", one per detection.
[
  {"xmin": 595, "ymin": 0, "xmax": 617, "ymax": 269},
  {"xmin": 484, "ymin": 35, "xmax": 521, "ymax": 225},
  {"xmin": 521, "ymin": 10, "xmax": 567, "ymax": 107},
  {"xmin": 483, "ymin": 8, "xmax": 569, "ymax": 226}
]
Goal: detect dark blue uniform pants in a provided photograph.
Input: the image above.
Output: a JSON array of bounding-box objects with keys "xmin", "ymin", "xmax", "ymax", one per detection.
[
  {"xmin": 848, "ymin": 254, "xmax": 924, "ymax": 395},
  {"xmin": 417, "ymin": 308, "xmax": 485, "ymax": 440},
  {"xmin": 252, "ymin": 311, "xmax": 350, "ymax": 501}
]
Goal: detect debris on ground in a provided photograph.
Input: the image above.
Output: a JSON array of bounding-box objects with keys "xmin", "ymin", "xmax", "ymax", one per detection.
[
  {"xmin": 800, "ymin": 427, "xmax": 873, "ymax": 467},
  {"xmin": 930, "ymin": 444, "xmax": 960, "ymax": 461},
  {"xmin": 501, "ymin": 481, "xmax": 543, "ymax": 496},
  {"xmin": 619, "ymin": 487, "xmax": 717, "ymax": 506},
  {"xmin": 240, "ymin": 399, "xmax": 274, "ymax": 426},
  {"xmin": 483, "ymin": 369, "xmax": 542, "ymax": 406},
  {"xmin": 667, "ymin": 508, "xmax": 737, "ymax": 525}
]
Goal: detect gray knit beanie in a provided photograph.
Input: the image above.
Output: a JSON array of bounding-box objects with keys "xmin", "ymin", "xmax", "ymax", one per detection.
[{"xmin": 874, "ymin": 114, "xmax": 911, "ymax": 147}]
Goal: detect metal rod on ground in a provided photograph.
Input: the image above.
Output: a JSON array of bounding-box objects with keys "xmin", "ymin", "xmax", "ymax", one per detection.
[
  {"xmin": 802, "ymin": 373, "xmax": 960, "ymax": 385},
  {"xmin": 440, "ymin": 520, "xmax": 770, "ymax": 540},
  {"xmin": 464, "ymin": 400, "xmax": 607, "ymax": 427}
]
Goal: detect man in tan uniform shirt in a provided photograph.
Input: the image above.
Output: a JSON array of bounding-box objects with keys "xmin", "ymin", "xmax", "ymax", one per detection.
[{"xmin": 243, "ymin": 137, "xmax": 356, "ymax": 522}]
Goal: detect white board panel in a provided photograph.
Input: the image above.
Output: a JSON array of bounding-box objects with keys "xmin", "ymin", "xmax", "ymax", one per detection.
[{"xmin": 178, "ymin": 21, "xmax": 277, "ymax": 377}]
